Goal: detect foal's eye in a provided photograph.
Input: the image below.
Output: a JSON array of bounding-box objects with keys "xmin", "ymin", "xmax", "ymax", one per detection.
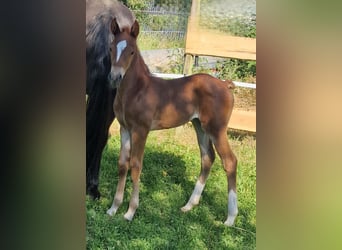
[
  {"xmin": 109, "ymin": 47, "xmax": 112, "ymax": 52},
  {"xmin": 131, "ymin": 51, "xmax": 135, "ymax": 55}
]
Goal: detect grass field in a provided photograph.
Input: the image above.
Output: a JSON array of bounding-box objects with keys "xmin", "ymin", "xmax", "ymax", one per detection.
[
  {"xmin": 86, "ymin": 122, "xmax": 256, "ymax": 249},
  {"xmin": 137, "ymin": 34, "xmax": 185, "ymax": 51}
]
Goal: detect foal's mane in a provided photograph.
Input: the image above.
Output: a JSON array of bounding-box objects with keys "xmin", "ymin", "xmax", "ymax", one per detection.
[
  {"xmin": 140, "ymin": 53, "xmax": 151, "ymax": 75},
  {"xmin": 134, "ymin": 48, "xmax": 151, "ymax": 76}
]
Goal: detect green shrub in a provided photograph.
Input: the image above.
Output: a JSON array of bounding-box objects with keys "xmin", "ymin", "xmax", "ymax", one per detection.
[{"xmin": 216, "ymin": 59, "xmax": 256, "ymax": 82}]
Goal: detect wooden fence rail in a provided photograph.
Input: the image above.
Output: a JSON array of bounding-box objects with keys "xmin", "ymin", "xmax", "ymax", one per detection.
[{"xmin": 182, "ymin": 0, "xmax": 256, "ymax": 132}]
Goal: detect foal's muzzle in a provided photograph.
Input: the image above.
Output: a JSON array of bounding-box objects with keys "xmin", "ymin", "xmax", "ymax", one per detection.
[
  {"xmin": 108, "ymin": 72, "xmax": 122, "ymax": 82},
  {"xmin": 108, "ymin": 66, "xmax": 125, "ymax": 88}
]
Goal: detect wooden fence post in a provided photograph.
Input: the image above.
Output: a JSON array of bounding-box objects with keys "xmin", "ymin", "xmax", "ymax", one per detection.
[
  {"xmin": 183, "ymin": 0, "xmax": 200, "ymax": 75},
  {"xmin": 183, "ymin": 54, "xmax": 193, "ymax": 75}
]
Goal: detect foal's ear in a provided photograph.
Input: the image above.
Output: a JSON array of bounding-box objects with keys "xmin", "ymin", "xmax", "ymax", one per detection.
[
  {"xmin": 111, "ymin": 18, "xmax": 120, "ymax": 35},
  {"xmin": 130, "ymin": 20, "xmax": 139, "ymax": 38}
]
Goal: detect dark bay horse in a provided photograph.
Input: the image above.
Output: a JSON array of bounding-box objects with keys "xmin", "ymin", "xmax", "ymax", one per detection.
[
  {"xmin": 86, "ymin": 0, "xmax": 135, "ymax": 198},
  {"xmin": 106, "ymin": 19, "xmax": 238, "ymax": 226}
]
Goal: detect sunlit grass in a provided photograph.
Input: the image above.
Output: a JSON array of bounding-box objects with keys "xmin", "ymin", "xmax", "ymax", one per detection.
[
  {"xmin": 87, "ymin": 123, "xmax": 256, "ymax": 249},
  {"xmin": 137, "ymin": 34, "xmax": 185, "ymax": 50}
]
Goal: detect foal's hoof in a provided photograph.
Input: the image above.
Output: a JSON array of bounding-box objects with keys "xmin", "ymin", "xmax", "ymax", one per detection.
[
  {"xmin": 86, "ymin": 185, "xmax": 101, "ymax": 200},
  {"xmin": 224, "ymin": 216, "xmax": 237, "ymax": 227},
  {"xmin": 180, "ymin": 204, "xmax": 192, "ymax": 212},
  {"xmin": 123, "ymin": 212, "xmax": 134, "ymax": 221},
  {"xmin": 106, "ymin": 207, "xmax": 116, "ymax": 216}
]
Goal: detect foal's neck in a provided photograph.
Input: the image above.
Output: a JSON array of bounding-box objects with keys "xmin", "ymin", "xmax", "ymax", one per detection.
[
  {"xmin": 134, "ymin": 50, "xmax": 151, "ymax": 78},
  {"xmin": 119, "ymin": 50, "xmax": 151, "ymax": 92}
]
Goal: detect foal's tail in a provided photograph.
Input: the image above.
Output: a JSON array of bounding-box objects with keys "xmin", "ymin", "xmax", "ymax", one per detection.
[
  {"xmin": 225, "ymin": 80, "xmax": 235, "ymax": 90},
  {"xmin": 223, "ymin": 79, "xmax": 235, "ymax": 110}
]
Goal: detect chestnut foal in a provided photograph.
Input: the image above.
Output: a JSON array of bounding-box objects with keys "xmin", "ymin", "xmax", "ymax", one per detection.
[{"xmin": 106, "ymin": 18, "xmax": 238, "ymax": 226}]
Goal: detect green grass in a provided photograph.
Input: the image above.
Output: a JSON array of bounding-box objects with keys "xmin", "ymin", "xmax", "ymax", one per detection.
[
  {"xmin": 87, "ymin": 124, "xmax": 256, "ymax": 249},
  {"xmin": 137, "ymin": 34, "xmax": 185, "ymax": 50}
]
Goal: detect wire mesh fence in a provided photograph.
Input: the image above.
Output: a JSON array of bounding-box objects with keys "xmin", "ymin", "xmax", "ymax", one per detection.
[
  {"xmin": 131, "ymin": 2, "xmax": 189, "ymax": 43},
  {"xmin": 129, "ymin": 0, "xmax": 256, "ymax": 44}
]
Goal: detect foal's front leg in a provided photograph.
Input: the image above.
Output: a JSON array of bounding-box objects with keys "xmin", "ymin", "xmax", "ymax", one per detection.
[
  {"xmin": 107, "ymin": 127, "xmax": 131, "ymax": 216},
  {"xmin": 123, "ymin": 128, "xmax": 148, "ymax": 221}
]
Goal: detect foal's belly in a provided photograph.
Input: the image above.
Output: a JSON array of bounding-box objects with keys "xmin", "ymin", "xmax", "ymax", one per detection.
[
  {"xmin": 150, "ymin": 110, "xmax": 198, "ymax": 130},
  {"xmin": 150, "ymin": 119, "xmax": 186, "ymax": 130}
]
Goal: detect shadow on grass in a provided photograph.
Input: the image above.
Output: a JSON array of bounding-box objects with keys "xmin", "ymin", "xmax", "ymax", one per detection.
[
  {"xmin": 92, "ymin": 141, "xmax": 255, "ymax": 249},
  {"xmin": 229, "ymin": 129, "xmax": 256, "ymax": 140},
  {"xmin": 100, "ymin": 143, "xmax": 191, "ymax": 193}
]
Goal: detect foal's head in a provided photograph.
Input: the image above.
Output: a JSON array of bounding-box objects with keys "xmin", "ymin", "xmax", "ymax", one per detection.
[{"xmin": 108, "ymin": 18, "xmax": 139, "ymax": 87}]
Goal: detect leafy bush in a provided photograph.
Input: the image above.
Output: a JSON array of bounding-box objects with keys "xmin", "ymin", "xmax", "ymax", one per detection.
[
  {"xmin": 216, "ymin": 59, "xmax": 256, "ymax": 82},
  {"xmin": 125, "ymin": 0, "xmax": 150, "ymax": 10}
]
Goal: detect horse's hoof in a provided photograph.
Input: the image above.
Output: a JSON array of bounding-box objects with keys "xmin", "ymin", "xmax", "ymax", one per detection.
[
  {"xmin": 123, "ymin": 211, "xmax": 134, "ymax": 221},
  {"xmin": 106, "ymin": 208, "xmax": 116, "ymax": 216},
  {"xmin": 87, "ymin": 185, "xmax": 101, "ymax": 200},
  {"xmin": 224, "ymin": 216, "xmax": 236, "ymax": 227},
  {"xmin": 180, "ymin": 204, "xmax": 192, "ymax": 212}
]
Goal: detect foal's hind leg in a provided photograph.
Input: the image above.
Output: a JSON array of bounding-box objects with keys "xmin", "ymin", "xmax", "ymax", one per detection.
[
  {"xmin": 107, "ymin": 127, "xmax": 130, "ymax": 216},
  {"xmin": 212, "ymin": 129, "xmax": 238, "ymax": 226},
  {"xmin": 181, "ymin": 119, "xmax": 216, "ymax": 212}
]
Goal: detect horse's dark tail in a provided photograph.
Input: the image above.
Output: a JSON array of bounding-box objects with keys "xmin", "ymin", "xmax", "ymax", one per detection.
[{"xmin": 86, "ymin": 64, "xmax": 116, "ymax": 199}]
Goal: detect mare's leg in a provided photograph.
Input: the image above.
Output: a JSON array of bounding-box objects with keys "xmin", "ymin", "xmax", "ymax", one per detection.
[
  {"xmin": 86, "ymin": 87, "xmax": 116, "ymax": 199},
  {"xmin": 123, "ymin": 128, "xmax": 148, "ymax": 221},
  {"xmin": 107, "ymin": 127, "xmax": 130, "ymax": 216},
  {"xmin": 181, "ymin": 119, "xmax": 216, "ymax": 212},
  {"xmin": 212, "ymin": 129, "xmax": 238, "ymax": 226}
]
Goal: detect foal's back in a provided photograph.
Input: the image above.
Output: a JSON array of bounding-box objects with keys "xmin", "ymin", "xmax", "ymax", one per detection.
[
  {"xmin": 145, "ymin": 73, "xmax": 235, "ymax": 130},
  {"xmin": 150, "ymin": 73, "xmax": 234, "ymax": 102}
]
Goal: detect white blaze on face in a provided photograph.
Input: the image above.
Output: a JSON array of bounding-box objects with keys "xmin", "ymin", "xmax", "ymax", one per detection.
[{"xmin": 116, "ymin": 40, "xmax": 127, "ymax": 62}]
